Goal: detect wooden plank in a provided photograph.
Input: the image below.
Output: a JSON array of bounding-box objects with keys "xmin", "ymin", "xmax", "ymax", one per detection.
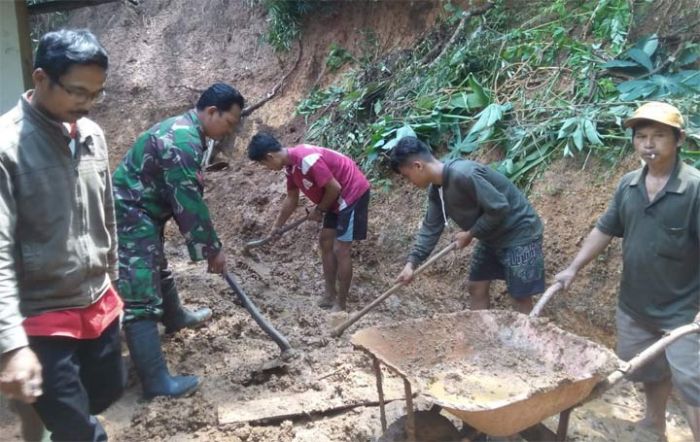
[
  {"xmin": 218, "ymin": 372, "xmax": 406, "ymax": 425},
  {"xmin": 27, "ymin": 0, "xmax": 128, "ymax": 15}
]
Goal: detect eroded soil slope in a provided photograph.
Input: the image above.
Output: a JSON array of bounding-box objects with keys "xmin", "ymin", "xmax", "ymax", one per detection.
[{"xmin": 0, "ymin": 1, "xmax": 693, "ymax": 441}]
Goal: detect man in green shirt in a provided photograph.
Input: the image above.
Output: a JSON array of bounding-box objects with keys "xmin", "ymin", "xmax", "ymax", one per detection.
[
  {"xmin": 391, "ymin": 136, "xmax": 545, "ymax": 313},
  {"xmin": 556, "ymin": 102, "xmax": 699, "ymax": 441}
]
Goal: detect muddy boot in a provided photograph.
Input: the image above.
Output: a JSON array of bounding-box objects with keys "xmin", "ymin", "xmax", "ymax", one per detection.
[
  {"xmin": 161, "ymin": 270, "xmax": 212, "ymax": 334},
  {"xmin": 124, "ymin": 320, "xmax": 200, "ymax": 399},
  {"xmin": 317, "ymin": 293, "xmax": 335, "ymax": 309}
]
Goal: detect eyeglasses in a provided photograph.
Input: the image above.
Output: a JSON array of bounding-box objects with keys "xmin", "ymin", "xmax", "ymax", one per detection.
[{"xmin": 54, "ymin": 79, "xmax": 106, "ymax": 104}]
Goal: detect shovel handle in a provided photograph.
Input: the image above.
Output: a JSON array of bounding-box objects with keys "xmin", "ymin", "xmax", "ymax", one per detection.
[
  {"xmin": 244, "ymin": 216, "xmax": 308, "ymax": 250},
  {"xmin": 331, "ymin": 242, "xmax": 457, "ymax": 338},
  {"xmin": 224, "ymin": 271, "xmax": 292, "ymax": 353},
  {"xmin": 529, "ymin": 282, "xmax": 563, "ymax": 318},
  {"xmin": 586, "ymin": 319, "xmax": 700, "ymax": 402}
]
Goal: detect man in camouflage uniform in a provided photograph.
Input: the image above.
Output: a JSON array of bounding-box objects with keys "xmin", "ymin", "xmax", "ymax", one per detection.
[{"xmin": 112, "ymin": 83, "xmax": 244, "ymax": 398}]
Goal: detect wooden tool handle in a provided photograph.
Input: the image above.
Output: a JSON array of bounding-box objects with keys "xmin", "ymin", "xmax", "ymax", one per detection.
[
  {"xmin": 331, "ymin": 242, "xmax": 457, "ymax": 338},
  {"xmin": 244, "ymin": 216, "xmax": 308, "ymax": 250},
  {"xmin": 529, "ymin": 282, "xmax": 563, "ymax": 318},
  {"xmin": 587, "ymin": 320, "xmax": 700, "ymax": 402}
]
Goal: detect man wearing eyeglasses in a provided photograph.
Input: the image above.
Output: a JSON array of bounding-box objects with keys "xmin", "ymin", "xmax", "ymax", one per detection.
[{"xmin": 0, "ymin": 29, "xmax": 123, "ymax": 441}]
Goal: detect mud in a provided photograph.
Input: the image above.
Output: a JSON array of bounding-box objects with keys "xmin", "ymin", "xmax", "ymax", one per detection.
[
  {"xmin": 0, "ymin": 1, "xmax": 694, "ymax": 441},
  {"xmin": 352, "ymin": 311, "xmax": 619, "ymax": 411}
]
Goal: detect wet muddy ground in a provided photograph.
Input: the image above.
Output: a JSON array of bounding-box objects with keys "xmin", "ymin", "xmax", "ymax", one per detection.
[{"xmin": 1, "ymin": 1, "xmax": 695, "ymax": 441}]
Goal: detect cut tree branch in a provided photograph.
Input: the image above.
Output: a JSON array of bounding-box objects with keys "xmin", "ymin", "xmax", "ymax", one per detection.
[
  {"xmin": 242, "ymin": 40, "xmax": 303, "ymax": 117},
  {"xmin": 426, "ymin": 2, "xmax": 494, "ymax": 69}
]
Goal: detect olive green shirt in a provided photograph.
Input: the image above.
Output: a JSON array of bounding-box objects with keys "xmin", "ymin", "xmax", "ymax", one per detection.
[{"xmin": 597, "ymin": 159, "xmax": 700, "ymax": 329}]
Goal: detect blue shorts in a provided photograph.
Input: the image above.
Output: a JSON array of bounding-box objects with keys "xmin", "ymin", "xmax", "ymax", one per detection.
[
  {"xmin": 323, "ymin": 190, "xmax": 369, "ymax": 242},
  {"xmin": 468, "ymin": 238, "xmax": 545, "ymax": 299}
]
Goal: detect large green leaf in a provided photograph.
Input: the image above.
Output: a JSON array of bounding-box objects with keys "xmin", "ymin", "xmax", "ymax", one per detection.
[
  {"xmin": 627, "ymin": 48, "xmax": 654, "ymax": 72},
  {"xmin": 634, "ymin": 34, "xmax": 659, "ymax": 57},
  {"xmin": 583, "ymin": 119, "xmax": 603, "ymax": 145},
  {"xmin": 572, "ymin": 126, "xmax": 584, "ymax": 150},
  {"xmin": 600, "ymin": 59, "xmax": 641, "ymax": 69},
  {"xmin": 470, "ymin": 103, "xmax": 511, "ymax": 134},
  {"xmin": 617, "ymin": 79, "xmax": 658, "ymax": 100},
  {"xmin": 557, "ymin": 117, "xmax": 578, "ymax": 139},
  {"xmin": 382, "ymin": 124, "xmax": 417, "ymax": 151},
  {"xmin": 467, "ymin": 74, "xmax": 489, "ymax": 109}
]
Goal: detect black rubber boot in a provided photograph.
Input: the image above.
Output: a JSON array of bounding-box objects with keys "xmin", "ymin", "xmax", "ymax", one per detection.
[
  {"xmin": 160, "ymin": 269, "xmax": 212, "ymax": 334},
  {"xmin": 124, "ymin": 320, "xmax": 200, "ymax": 399}
]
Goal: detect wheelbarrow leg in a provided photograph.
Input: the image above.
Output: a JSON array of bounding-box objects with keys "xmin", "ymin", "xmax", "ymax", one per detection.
[
  {"xmin": 556, "ymin": 407, "xmax": 573, "ymax": 441},
  {"xmin": 372, "ymin": 356, "xmax": 387, "ymax": 432},
  {"xmin": 403, "ymin": 378, "xmax": 416, "ymax": 442}
]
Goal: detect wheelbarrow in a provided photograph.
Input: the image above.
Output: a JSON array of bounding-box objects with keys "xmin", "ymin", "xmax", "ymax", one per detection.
[{"xmin": 351, "ymin": 285, "xmax": 700, "ymax": 441}]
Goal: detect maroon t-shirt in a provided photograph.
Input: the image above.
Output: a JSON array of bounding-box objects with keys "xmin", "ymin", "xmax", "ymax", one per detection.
[{"xmin": 286, "ymin": 145, "xmax": 370, "ymax": 213}]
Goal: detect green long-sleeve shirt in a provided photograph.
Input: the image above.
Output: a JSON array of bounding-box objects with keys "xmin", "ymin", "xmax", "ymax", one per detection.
[{"xmin": 112, "ymin": 109, "xmax": 221, "ymax": 262}]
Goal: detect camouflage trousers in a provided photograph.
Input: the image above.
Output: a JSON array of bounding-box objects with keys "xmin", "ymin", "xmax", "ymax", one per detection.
[{"xmin": 117, "ymin": 234, "xmax": 174, "ymax": 323}]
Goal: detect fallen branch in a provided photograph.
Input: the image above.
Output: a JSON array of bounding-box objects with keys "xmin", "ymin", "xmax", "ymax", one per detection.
[
  {"xmin": 169, "ymin": 84, "xmax": 205, "ymax": 93},
  {"xmin": 427, "ymin": 2, "xmax": 494, "ymax": 69},
  {"xmin": 242, "ymin": 40, "xmax": 303, "ymax": 117}
]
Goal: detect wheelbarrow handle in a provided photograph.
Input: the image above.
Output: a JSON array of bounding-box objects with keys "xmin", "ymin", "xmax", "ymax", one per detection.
[
  {"xmin": 244, "ymin": 215, "xmax": 309, "ymax": 250},
  {"xmin": 331, "ymin": 242, "xmax": 457, "ymax": 338},
  {"xmin": 529, "ymin": 282, "xmax": 563, "ymax": 318},
  {"xmin": 586, "ymin": 319, "xmax": 700, "ymax": 402},
  {"xmin": 223, "ymin": 271, "xmax": 292, "ymax": 354}
]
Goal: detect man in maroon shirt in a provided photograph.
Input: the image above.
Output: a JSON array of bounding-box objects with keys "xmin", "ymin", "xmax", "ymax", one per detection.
[{"xmin": 248, "ymin": 132, "xmax": 370, "ymax": 312}]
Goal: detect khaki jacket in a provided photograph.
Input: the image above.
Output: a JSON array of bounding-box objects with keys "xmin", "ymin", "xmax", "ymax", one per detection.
[{"xmin": 0, "ymin": 92, "xmax": 117, "ymax": 353}]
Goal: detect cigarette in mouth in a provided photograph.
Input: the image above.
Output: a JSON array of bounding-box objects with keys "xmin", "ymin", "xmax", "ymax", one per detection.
[{"xmin": 650, "ymin": 154, "xmax": 656, "ymax": 159}]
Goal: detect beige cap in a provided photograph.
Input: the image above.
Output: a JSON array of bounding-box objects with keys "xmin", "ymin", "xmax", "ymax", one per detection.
[{"xmin": 624, "ymin": 102, "xmax": 684, "ymax": 129}]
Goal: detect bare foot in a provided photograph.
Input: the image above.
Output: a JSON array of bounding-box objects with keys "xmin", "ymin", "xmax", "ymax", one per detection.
[
  {"xmin": 330, "ymin": 302, "xmax": 346, "ymax": 312},
  {"xmin": 633, "ymin": 420, "xmax": 667, "ymax": 442},
  {"xmin": 317, "ymin": 294, "xmax": 335, "ymax": 309}
]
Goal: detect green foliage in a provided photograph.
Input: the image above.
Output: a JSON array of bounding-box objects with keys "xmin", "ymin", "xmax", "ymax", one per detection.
[
  {"xmin": 602, "ymin": 35, "xmax": 700, "ymax": 100},
  {"xmin": 325, "ymin": 43, "xmax": 355, "ymax": 72},
  {"xmin": 296, "ymin": 0, "xmax": 700, "ymax": 184},
  {"xmin": 253, "ymin": 0, "xmax": 320, "ymax": 52}
]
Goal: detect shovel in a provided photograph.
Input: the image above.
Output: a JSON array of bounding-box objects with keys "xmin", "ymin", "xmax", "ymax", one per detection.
[
  {"xmin": 243, "ymin": 215, "xmax": 309, "ymax": 253},
  {"xmin": 223, "ymin": 271, "xmax": 295, "ymax": 362},
  {"xmin": 331, "ymin": 242, "xmax": 457, "ymax": 337}
]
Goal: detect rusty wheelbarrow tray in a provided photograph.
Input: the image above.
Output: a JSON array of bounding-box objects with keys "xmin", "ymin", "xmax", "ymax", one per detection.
[{"xmin": 351, "ymin": 309, "xmax": 700, "ymax": 441}]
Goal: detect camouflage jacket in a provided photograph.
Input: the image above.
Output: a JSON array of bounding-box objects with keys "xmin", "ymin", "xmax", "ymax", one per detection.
[{"xmin": 112, "ymin": 110, "xmax": 221, "ymax": 261}]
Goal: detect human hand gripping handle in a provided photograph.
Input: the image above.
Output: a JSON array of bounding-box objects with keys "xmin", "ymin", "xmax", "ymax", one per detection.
[
  {"xmin": 308, "ymin": 206, "xmax": 324, "ymax": 223},
  {"xmin": 395, "ymin": 232, "xmax": 471, "ymax": 284},
  {"xmin": 395, "ymin": 262, "xmax": 415, "ymax": 284},
  {"xmin": 333, "ymin": 242, "xmax": 458, "ymax": 337},
  {"xmin": 0, "ymin": 347, "xmax": 43, "ymax": 403},
  {"xmin": 554, "ymin": 265, "xmax": 578, "ymax": 290},
  {"xmin": 454, "ymin": 230, "xmax": 473, "ymax": 250},
  {"xmin": 207, "ymin": 249, "xmax": 226, "ymax": 274}
]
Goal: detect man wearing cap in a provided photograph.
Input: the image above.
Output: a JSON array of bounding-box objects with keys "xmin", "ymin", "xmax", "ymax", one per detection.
[{"xmin": 555, "ymin": 102, "xmax": 699, "ymax": 441}]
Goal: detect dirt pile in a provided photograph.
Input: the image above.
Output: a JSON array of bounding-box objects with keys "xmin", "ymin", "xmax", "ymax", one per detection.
[{"xmin": 0, "ymin": 1, "xmax": 694, "ymax": 441}]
